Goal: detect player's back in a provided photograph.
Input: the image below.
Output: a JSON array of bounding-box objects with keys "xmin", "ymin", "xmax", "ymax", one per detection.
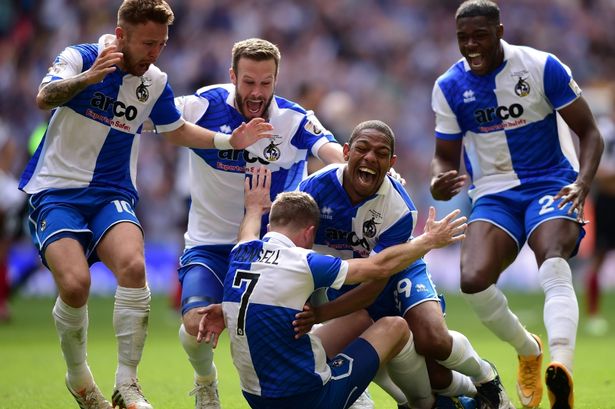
[{"xmin": 222, "ymin": 232, "xmax": 346, "ymax": 398}]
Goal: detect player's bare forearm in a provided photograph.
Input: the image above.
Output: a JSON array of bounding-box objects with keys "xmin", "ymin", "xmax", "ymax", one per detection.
[
  {"xmin": 347, "ymin": 208, "xmax": 466, "ymax": 283},
  {"xmin": 36, "ymin": 75, "xmax": 90, "ymax": 110},
  {"xmin": 238, "ymin": 167, "xmax": 271, "ymax": 242},
  {"xmin": 316, "ymin": 279, "xmax": 387, "ymax": 323}
]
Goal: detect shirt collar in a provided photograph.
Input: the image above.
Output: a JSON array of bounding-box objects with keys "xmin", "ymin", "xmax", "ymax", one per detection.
[{"xmin": 262, "ymin": 231, "xmax": 295, "ymax": 248}]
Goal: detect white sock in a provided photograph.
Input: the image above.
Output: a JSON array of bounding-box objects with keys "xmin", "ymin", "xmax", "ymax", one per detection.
[
  {"xmin": 539, "ymin": 257, "xmax": 577, "ymax": 372},
  {"xmin": 437, "ymin": 330, "xmax": 493, "ymax": 385},
  {"xmin": 373, "ymin": 366, "xmax": 408, "ymax": 405},
  {"xmin": 387, "ymin": 339, "xmax": 435, "ymax": 409},
  {"xmin": 433, "ymin": 370, "xmax": 477, "ymax": 397},
  {"xmin": 463, "ymin": 285, "xmax": 539, "ymax": 356},
  {"xmin": 52, "ymin": 297, "xmax": 93, "ymax": 389},
  {"xmin": 179, "ymin": 324, "xmax": 216, "ymax": 383},
  {"xmin": 114, "ymin": 285, "xmax": 150, "ymax": 385}
]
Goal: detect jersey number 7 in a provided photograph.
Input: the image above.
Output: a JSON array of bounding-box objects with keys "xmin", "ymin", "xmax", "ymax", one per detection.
[{"xmin": 232, "ymin": 269, "xmax": 261, "ymax": 336}]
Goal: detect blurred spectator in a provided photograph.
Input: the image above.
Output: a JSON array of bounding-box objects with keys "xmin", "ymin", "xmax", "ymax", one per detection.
[
  {"xmin": 584, "ymin": 94, "xmax": 615, "ymax": 335},
  {"xmin": 0, "ymin": 119, "xmax": 27, "ymax": 321}
]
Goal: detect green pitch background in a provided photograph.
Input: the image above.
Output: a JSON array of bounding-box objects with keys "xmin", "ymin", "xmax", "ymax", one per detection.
[{"xmin": 1, "ymin": 292, "xmax": 613, "ymax": 408}]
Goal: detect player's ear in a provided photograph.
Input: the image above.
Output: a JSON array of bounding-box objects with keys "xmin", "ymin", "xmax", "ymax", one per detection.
[
  {"xmin": 496, "ymin": 23, "xmax": 504, "ymax": 39},
  {"xmin": 266, "ymin": 223, "xmax": 271, "ymax": 233},
  {"xmin": 343, "ymin": 143, "xmax": 350, "ymax": 161},
  {"xmin": 389, "ymin": 154, "xmax": 397, "ymax": 168},
  {"xmin": 230, "ymin": 68, "xmax": 237, "ymax": 85}
]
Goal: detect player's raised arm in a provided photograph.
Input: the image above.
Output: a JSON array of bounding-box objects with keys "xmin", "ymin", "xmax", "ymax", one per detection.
[
  {"xmin": 238, "ymin": 166, "xmax": 272, "ymax": 243},
  {"xmin": 162, "ymin": 118, "xmax": 273, "ymax": 150},
  {"xmin": 36, "ymin": 45, "xmax": 123, "ymax": 110},
  {"xmin": 345, "ymin": 207, "xmax": 466, "ymax": 284}
]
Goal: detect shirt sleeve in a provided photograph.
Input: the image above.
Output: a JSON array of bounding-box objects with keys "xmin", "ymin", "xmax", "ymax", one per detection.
[
  {"xmin": 543, "ymin": 54, "xmax": 582, "ymax": 110},
  {"xmin": 293, "ymin": 110, "xmax": 337, "ymax": 157},
  {"xmin": 306, "ymin": 252, "xmax": 348, "ymax": 290},
  {"xmin": 41, "ymin": 47, "xmax": 84, "ymax": 85},
  {"xmin": 175, "ymin": 94, "xmax": 210, "ymax": 123},
  {"xmin": 432, "ymin": 81, "xmax": 463, "ymax": 141},
  {"xmin": 150, "ymin": 82, "xmax": 185, "ymax": 133}
]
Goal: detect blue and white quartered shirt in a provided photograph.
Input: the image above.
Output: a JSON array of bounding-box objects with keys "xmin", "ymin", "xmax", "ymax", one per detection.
[
  {"xmin": 432, "ymin": 40, "xmax": 581, "ymax": 201},
  {"xmin": 20, "ymin": 35, "xmax": 184, "ymax": 199},
  {"xmin": 176, "ymin": 84, "xmax": 336, "ymax": 248},
  {"xmin": 223, "ymin": 232, "xmax": 347, "ymax": 398},
  {"xmin": 299, "ymin": 164, "xmax": 418, "ymax": 260}
]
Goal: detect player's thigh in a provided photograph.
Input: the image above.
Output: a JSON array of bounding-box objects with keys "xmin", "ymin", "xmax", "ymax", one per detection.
[
  {"xmin": 525, "ymin": 184, "xmax": 583, "ymax": 265},
  {"xmin": 404, "ymin": 300, "xmax": 451, "ymax": 360},
  {"xmin": 97, "ymin": 222, "xmax": 145, "ymax": 286},
  {"xmin": 178, "ymin": 247, "xmax": 231, "ymax": 333},
  {"xmin": 367, "ymin": 259, "xmax": 439, "ymax": 321},
  {"xmin": 46, "ymin": 237, "xmax": 92, "ymax": 306},
  {"xmin": 528, "ymin": 218, "xmax": 581, "ymax": 266},
  {"xmin": 312, "ymin": 309, "xmax": 372, "ymax": 357},
  {"xmin": 460, "ymin": 221, "xmax": 518, "ymax": 292}
]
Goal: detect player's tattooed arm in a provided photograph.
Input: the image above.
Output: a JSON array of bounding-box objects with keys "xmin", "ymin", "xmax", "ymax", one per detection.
[
  {"xmin": 36, "ymin": 45, "xmax": 123, "ymax": 110},
  {"xmin": 36, "ymin": 75, "xmax": 91, "ymax": 109}
]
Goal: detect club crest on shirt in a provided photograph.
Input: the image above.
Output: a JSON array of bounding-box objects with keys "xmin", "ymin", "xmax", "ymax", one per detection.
[
  {"xmin": 362, "ymin": 209, "xmax": 383, "ymax": 238},
  {"xmin": 331, "ymin": 357, "xmax": 345, "ymax": 368},
  {"xmin": 514, "ymin": 76, "xmax": 530, "ymax": 97},
  {"xmin": 136, "ymin": 76, "xmax": 152, "ymax": 102},
  {"xmin": 263, "ymin": 138, "xmax": 282, "ymax": 162}
]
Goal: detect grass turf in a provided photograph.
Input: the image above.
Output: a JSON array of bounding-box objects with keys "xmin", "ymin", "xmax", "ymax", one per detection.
[{"xmin": 0, "ymin": 292, "xmax": 613, "ymax": 408}]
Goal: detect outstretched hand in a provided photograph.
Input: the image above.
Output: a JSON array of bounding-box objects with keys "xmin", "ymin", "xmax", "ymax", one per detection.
[
  {"xmin": 553, "ymin": 181, "xmax": 589, "ymax": 222},
  {"xmin": 230, "ymin": 118, "xmax": 274, "ymax": 150},
  {"xmin": 196, "ymin": 304, "xmax": 225, "ymax": 348},
  {"xmin": 430, "ymin": 170, "xmax": 467, "ymax": 201},
  {"xmin": 423, "ymin": 207, "xmax": 467, "ymax": 248}
]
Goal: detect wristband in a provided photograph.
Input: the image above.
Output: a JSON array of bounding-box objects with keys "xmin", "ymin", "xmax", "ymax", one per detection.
[{"xmin": 213, "ymin": 132, "xmax": 233, "ymax": 150}]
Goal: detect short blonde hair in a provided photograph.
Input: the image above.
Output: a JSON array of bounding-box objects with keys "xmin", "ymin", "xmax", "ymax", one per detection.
[{"xmin": 270, "ymin": 192, "xmax": 320, "ymax": 230}]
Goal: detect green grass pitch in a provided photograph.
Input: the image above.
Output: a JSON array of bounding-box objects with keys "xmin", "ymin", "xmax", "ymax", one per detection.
[{"xmin": 1, "ymin": 292, "xmax": 613, "ymax": 408}]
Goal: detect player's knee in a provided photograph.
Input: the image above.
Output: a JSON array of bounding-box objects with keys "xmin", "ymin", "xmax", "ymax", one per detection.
[
  {"xmin": 182, "ymin": 309, "xmax": 202, "ymax": 336},
  {"xmin": 413, "ymin": 327, "xmax": 451, "ymax": 360},
  {"xmin": 459, "ymin": 267, "xmax": 493, "ymax": 294},
  {"xmin": 115, "ymin": 255, "xmax": 146, "ymax": 286},
  {"xmin": 381, "ymin": 316, "xmax": 410, "ymax": 343},
  {"xmin": 58, "ymin": 275, "xmax": 90, "ymax": 305}
]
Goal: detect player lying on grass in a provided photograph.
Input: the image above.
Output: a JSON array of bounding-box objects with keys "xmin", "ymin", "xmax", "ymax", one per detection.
[{"xmin": 196, "ymin": 166, "xmax": 466, "ymax": 409}]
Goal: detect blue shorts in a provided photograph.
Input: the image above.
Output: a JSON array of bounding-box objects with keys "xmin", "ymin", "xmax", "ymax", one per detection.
[
  {"xmin": 178, "ymin": 244, "xmax": 234, "ymax": 315},
  {"xmin": 243, "ymin": 337, "xmax": 379, "ymax": 409},
  {"xmin": 470, "ymin": 181, "xmax": 584, "ymax": 252},
  {"xmin": 27, "ymin": 187, "xmax": 140, "ymax": 267},
  {"xmin": 327, "ymin": 259, "xmax": 440, "ymax": 321}
]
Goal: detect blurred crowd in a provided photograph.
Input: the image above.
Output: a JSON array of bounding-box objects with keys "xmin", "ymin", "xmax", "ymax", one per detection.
[{"xmin": 1, "ymin": 0, "xmax": 615, "ymax": 244}]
